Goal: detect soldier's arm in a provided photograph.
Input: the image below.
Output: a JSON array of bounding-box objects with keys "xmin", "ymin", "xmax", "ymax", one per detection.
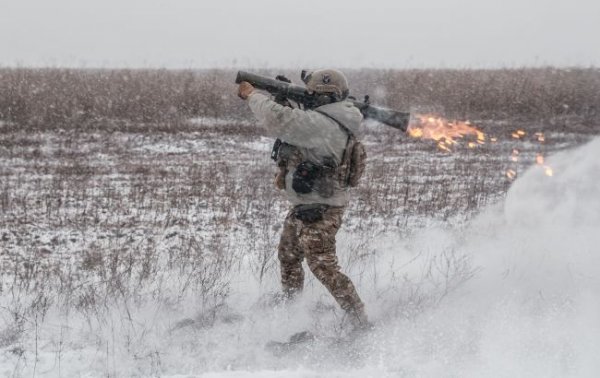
[{"xmin": 248, "ymin": 93, "xmax": 336, "ymax": 149}]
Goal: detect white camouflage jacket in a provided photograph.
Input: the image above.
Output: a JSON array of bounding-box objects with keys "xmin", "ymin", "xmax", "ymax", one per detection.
[{"xmin": 248, "ymin": 92, "xmax": 363, "ymax": 207}]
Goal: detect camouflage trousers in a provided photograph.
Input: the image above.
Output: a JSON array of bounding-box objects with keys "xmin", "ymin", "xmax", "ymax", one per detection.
[{"xmin": 278, "ymin": 205, "xmax": 367, "ymax": 323}]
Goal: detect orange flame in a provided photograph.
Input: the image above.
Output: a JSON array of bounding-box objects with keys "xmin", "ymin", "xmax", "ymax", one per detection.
[
  {"xmin": 536, "ymin": 154, "xmax": 544, "ymax": 165},
  {"xmin": 511, "ymin": 149, "xmax": 520, "ymax": 162},
  {"xmin": 535, "ymin": 132, "xmax": 545, "ymax": 143},
  {"xmin": 535, "ymin": 133, "xmax": 553, "ymax": 176},
  {"xmin": 536, "ymin": 155, "xmax": 553, "ymax": 176},
  {"xmin": 407, "ymin": 117, "xmax": 553, "ymax": 180},
  {"xmin": 511, "ymin": 130, "xmax": 526, "ymax": 139},
  {"xmin": 407, "ymin": 115, "xmax": 485, "ymax": 152}
]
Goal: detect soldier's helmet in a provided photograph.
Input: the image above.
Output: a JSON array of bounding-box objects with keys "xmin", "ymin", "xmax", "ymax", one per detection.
[{"xmin": 302, "ymin": 69, "xmax": 349, "ymax": 101}]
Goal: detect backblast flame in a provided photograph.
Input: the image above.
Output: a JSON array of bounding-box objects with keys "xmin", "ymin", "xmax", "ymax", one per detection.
[
  {"xmin": 407, "ymin": 116, "xmax": 553, "ymax": 180},
  {"xmin": 407, "ymin": 114, "xmax": 485, "ymax": 152},
  {"xmin": 535, "ymin": 132, "xmax": 546, "ymax": 142},
  {"xmin": 536, "ymin": 154, "xmax": 544, "ymax": 165},
  {"xmin": 536, "ymin": 154, "xmax": 553, "ymax": 177}
]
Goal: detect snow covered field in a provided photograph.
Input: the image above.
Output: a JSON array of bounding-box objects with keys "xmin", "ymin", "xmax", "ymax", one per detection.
[{"xmin": 0, "ymin": 118, "xmax": 598, "ymax": 377}]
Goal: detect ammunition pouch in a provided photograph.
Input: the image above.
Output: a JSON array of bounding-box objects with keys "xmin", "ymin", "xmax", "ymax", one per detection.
[
  {"xmin": 292, "ymin": 161, "xmax": 320, "ymax": 194},
  {"xmin": 292, "ymin": 161, "xmax": 336, "ymax": 197},
  {"xmin": 292, "ymin": 204, "xmax": 329, "ymax": 223},
  {"xmin": 272, "ymin": 139, "xmax": 296, "ymax": 162},
  {"xmin": 274, "ymin": 166, "xmax": 286, "ymax": 190},
  {"xmin": 272, "ymin": 139, "xmax": 300, "ymax": 191}
]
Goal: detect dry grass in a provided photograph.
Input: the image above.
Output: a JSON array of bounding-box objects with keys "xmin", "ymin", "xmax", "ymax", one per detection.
[
  {"xmin": 1, "ymin": 67, "xmax": 599, "ymax": 132},
  {"xmin": 0, "ymin": 68, "xmax": 598, "ymax": 368}
]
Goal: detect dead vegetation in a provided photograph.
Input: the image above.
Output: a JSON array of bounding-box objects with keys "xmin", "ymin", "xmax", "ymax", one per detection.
[
  {"xmin": 1, "ymin": 67, "xmax": 599, "ymax": 132},
  {"xmin": 0, "ymin": 68, "xmax": 598, "ymax": 371}
]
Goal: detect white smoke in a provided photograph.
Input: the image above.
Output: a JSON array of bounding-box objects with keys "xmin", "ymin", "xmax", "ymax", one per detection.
[
  {"xmin": 360, "ymin": 136, "xmax": 600, "ymax": 377},
  {"xmin": 219, "ymin": 135, "xmax": 600, "ymax": 377}
]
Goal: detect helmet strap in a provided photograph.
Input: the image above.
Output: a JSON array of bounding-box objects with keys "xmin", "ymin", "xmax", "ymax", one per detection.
[{"xmin": 305, "ymin": 93, "xmax": 337, "ymax": 109}]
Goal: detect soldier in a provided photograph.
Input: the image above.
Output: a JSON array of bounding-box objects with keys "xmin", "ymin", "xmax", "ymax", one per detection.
[{"xmin": 237, "ymin": 69, "xmax": 369, "ymax": 330}]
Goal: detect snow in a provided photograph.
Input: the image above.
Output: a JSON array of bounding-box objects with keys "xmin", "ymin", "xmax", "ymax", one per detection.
[
  {"xmin": 189, "ymin": 117, "xmax": 253, "ymax": 128},
  {"xmin": 1, "ymin": 134, "xmax": 599, "ymax": 377}
]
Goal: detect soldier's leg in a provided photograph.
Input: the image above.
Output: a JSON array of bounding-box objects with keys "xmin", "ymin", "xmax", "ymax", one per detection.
[
  {"xmin": 278, "ymin": 209, "xmax": 304, "ymax": 297},
  {"xmin": 299, "ymin": 207, "xmax": 368, "ymax": 327}
]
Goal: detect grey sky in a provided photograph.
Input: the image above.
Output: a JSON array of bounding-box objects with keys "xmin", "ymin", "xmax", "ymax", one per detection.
[{"xmin": 1, "ymin": 0, "xmax": 598, "ymax": 68}]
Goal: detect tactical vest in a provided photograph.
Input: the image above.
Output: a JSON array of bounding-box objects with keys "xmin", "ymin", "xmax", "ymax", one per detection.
[{"xmin": 271, "ymin": 117, "xmax": 366, "ymax": 197}]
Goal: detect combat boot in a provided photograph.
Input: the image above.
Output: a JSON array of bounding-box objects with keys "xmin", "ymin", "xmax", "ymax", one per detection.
[
  {"xmin": 256, "ymin": 289, "xmax": 300, "ymax": 309},
  {"xmin": 346, "ymin": 307, "xmax": 373, "ymax": 332}
]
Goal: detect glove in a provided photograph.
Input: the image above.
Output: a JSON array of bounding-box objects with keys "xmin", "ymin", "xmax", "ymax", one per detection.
[{"xmin": 238, "ymin": 81, "xmax": 254, "ymax": 100}]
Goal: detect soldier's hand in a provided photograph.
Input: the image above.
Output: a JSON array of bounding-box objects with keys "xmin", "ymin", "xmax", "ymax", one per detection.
[{"xmin": 238, "ymin": 81, "xmax": 254, "ymax": 100}]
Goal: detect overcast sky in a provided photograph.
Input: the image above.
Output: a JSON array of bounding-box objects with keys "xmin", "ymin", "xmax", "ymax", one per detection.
[{"xmin": 1, "ymin": 0, "xmax": 599, "ymax": 69}]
